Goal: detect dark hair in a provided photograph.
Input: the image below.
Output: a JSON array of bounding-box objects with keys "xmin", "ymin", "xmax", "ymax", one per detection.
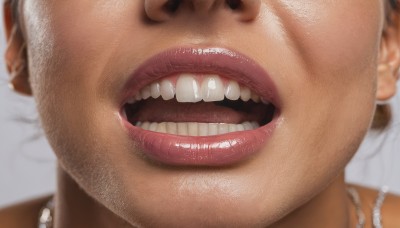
[
  {"xmin": 390, "ymin": 0, "xmax": 399, "ymax": 9},
  {"xmin": 4, "ymin": 0, "xmax": 398, "ymax": 129}
]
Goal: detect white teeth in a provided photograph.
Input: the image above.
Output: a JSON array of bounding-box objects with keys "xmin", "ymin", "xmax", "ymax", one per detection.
[
  {"xmin": 150, "ymin": 82, "xmax": 161, "ymax": 99},
  {"xmin": 177, "ymin": 122, "xmax": 188, "ymax": 135},
  {"xmin": 208, "ymin": 123, "xmax": 219, "ymax": 136},
  {"xmin": 252, "ymin": 122, "xmax": 260, "ymax": 129},
  {"xmin": 166, "ymin": 122, "xmax": 178, "ymax": 134},
  {"xmin": 201, "ymin": 75, "xmax": 225, "ymax": 102},
  {"xmin": 251, "ymin": 93, "xmax": 260, "ymax": 103},
  {"xmin": 236, "ymin": 124, "xmax": 245, "ymax": 131},
  {"xmin": 198, "ymin": 123, "xmax": 209, "ymax": 136},
  {"xmin": 261, "ymin": 97, "xmax": 270, "ymax": 105},
  {"xmin": 160, "ymin": 79, "xmax": 175, "ymax": 100},
  {"xmin": 141, "ymin": 122, "xmax": 150, "ymax": 130},
  {"xmin": 127, "ymin": 97, "xmax": 136, "ymax": 104},
  {"xmin": 156, "ymin": 122, "xmax": 167, "ymax": 133},
  {"xmin": 225, "ymin": 80, "xmax": 241, "ymax": 101},
  {"xmin": 228, "ymin": 124, "xmax": 237, "ymax": 132},
  {"xmin": 136, "ymin": 121, "xmax": 260, "ymax": 136},
  {"xmin": 176, "ymin": 74, "xmax": 202, "ymax": 103},
  {"xmin": 135, "ymin": 93, "xmax": 142, "ymax": 101},
  {"xmin": 218, "ymin": 124, "xmax": 229, "ymax": 134},
  {"xmin": 149, "ymin": 122, "xmax": 158, "ymax": 131},
  {"xmin": 141, "ymin": 86, "xmax": 151, "ymax": 100},
  {"xmin": 240, "ymin": 86, "xmax": 251, "ymax": 102},
  {"xmin": 242, "ymin": 121, "xmax": 253, "ymax": 130},
  {"xmin": 130, "ymin": 74, "xmax": 268, "ymax": 104},
  {"xmin": 188, "ymin": 122, "xmax": 199, "ymax": 136}
]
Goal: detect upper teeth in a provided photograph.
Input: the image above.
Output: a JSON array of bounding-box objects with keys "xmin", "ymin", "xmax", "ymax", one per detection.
[{"xmin": 128, "ymin": 74, "xmax": 267, "ymax": 104}]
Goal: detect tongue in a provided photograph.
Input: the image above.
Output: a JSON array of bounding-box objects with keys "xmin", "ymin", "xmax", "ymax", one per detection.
[{"xmin": 129, "ymin": 99, "xmax": 266, "ymax": 124}]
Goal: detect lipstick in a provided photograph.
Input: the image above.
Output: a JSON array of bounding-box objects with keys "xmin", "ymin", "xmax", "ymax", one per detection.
[{"xmin": 120, "ymin": 47, "xmax": 280, "ymax": 166}]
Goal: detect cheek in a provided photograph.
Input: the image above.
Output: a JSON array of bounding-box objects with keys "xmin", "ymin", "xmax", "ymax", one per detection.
[
  {"xmin": 251, "ymin": 0, "xmax": 383, "ymax": 208},
  {"xmin": 23, "ymin": 0, "xmax": 139, "ymax": 146},
  {"xmin": 286, "ymin": 1, "xmax": 383, "ymax": 160},
  {"xmin": 22, "ymin": 0, "xmax": 151, "ymax": 213},
  {"xmin": 279, "ymin": 1, "xmax": 383, "ymax": 72},
  {"xmin": 24, "ymin": 0, "xmax": 145, "ymax": 101},
  {"xmin": 274, "ymin": 0, "xmax": 383, "ymax": 132}
]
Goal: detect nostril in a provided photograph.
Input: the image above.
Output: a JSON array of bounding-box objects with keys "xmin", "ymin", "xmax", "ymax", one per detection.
[
  {"xmin": 163, "ymin": 0, "xmax": 181, "ymax": 13},
  {"xmin": 145, "ymin": 0, "xmax": 260, "ymax": 22},
  {"xmin": 226, "ymin": 0, "xmax": 242, "ymax": 10}
]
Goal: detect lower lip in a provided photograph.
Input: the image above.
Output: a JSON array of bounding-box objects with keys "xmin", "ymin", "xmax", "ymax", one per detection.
[{"xmin": 121, "ymin": 117, "xmax": 278, "ymax": 166}]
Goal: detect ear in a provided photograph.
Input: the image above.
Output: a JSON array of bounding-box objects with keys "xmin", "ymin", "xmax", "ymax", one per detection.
[
  {"xmin": 377, "ymin": 10, "xmax": 400, "ymax": 102},
  {"xmin": 3, "ymin": 1, "xmax": 31, "ymax": 96}
]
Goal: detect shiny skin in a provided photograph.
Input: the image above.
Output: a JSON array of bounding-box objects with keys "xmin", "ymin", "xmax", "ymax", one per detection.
[{"xmin": 19, "ymin": 0, "xmax": 385, "ymax": 227}]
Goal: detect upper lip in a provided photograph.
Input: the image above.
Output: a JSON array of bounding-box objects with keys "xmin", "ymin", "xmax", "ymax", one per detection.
[
  {"xmin": 120, "ymin": 47, "xmax": 280, "ymax": 108},
  {"xmin": 119, "ymin": 47, "xmax": 280, "ymax": 166}
]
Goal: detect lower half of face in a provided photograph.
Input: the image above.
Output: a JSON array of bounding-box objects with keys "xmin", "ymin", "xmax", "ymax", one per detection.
[{"xmin": 24, "ymin": 0, "xmax": 382, "ymax": 226}]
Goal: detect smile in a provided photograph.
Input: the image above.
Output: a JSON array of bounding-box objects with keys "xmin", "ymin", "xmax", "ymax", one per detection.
[{"xmin": 120, "ymin": 47, "xmax": 281, "ymax": 166}]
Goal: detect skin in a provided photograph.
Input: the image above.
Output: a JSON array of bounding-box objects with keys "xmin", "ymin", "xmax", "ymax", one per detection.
[{"xmin": 1, "ymin": 0, "xmax": 400, "ymax": 227}]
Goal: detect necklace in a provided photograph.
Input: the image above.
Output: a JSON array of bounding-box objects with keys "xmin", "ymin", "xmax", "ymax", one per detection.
[
  {"xmin": 347, "ymin": 187, "xmax": 366, "ymax": 228},
  {"xmin": 347, "ymin": 186, "xmax": 389, "ymax": 228},
  {"xmin": 38, "ymin": 197, "xmax": 54, "ymax": 228},
  {"xmin": 372, "ymin": 186, "xmax": 389, "ymax": 228},
  {"xmin": 38, "ymin": 186, "xmax": 390, "ymax": 228}
]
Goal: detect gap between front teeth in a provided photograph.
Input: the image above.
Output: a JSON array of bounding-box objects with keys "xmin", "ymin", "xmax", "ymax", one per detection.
[
  {"xmin": 136, "ymin": 121, "xmax": 260, "ymax": 136},
  {"xmin": 128, "ymin": 74, "xmax": 268, "ymax": 104}
]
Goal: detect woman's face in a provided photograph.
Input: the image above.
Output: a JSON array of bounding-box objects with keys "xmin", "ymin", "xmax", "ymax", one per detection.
[{"xmin": 20, "ymin": 0, "xmax": 384, "ymax": 226}]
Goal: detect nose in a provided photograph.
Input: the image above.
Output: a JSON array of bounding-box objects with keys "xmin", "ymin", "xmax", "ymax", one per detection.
[{"xmin": 144, "ymin": 0, "xmax": 261, "ymax": 22}]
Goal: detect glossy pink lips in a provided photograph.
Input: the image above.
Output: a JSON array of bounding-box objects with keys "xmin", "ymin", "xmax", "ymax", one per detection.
[{"xmin": 120, "ymin": 47, "xmax": 280, "ymax": 166}]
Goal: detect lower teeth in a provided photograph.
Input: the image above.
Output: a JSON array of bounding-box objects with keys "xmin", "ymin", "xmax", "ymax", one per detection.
[{"xmin": 136, "ymin": 121, "xmax": 260, "ymax": 136}]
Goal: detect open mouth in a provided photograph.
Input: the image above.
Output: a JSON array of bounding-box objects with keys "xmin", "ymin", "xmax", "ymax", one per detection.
[
  {"xmin": 119, "ymin": 47, "xmax": 280, "ymax": 166},
  {"xmin": 122, "ymin": 74, "xmax": 276, "ymax": 136}
]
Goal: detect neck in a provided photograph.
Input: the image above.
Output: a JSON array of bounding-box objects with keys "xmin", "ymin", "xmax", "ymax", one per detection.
[
  {"xmin": 271, "ymin": 173, "xmax": 353, "ymax": 228},
  {"xmin": 55, "ymin": 166, "xmax": 353, "ymax": 228}
]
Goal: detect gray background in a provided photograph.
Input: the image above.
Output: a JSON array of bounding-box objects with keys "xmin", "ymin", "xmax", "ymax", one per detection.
[{"xmin": 0, "ymin": 21, "xmax": 399, "ymax": 208}]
